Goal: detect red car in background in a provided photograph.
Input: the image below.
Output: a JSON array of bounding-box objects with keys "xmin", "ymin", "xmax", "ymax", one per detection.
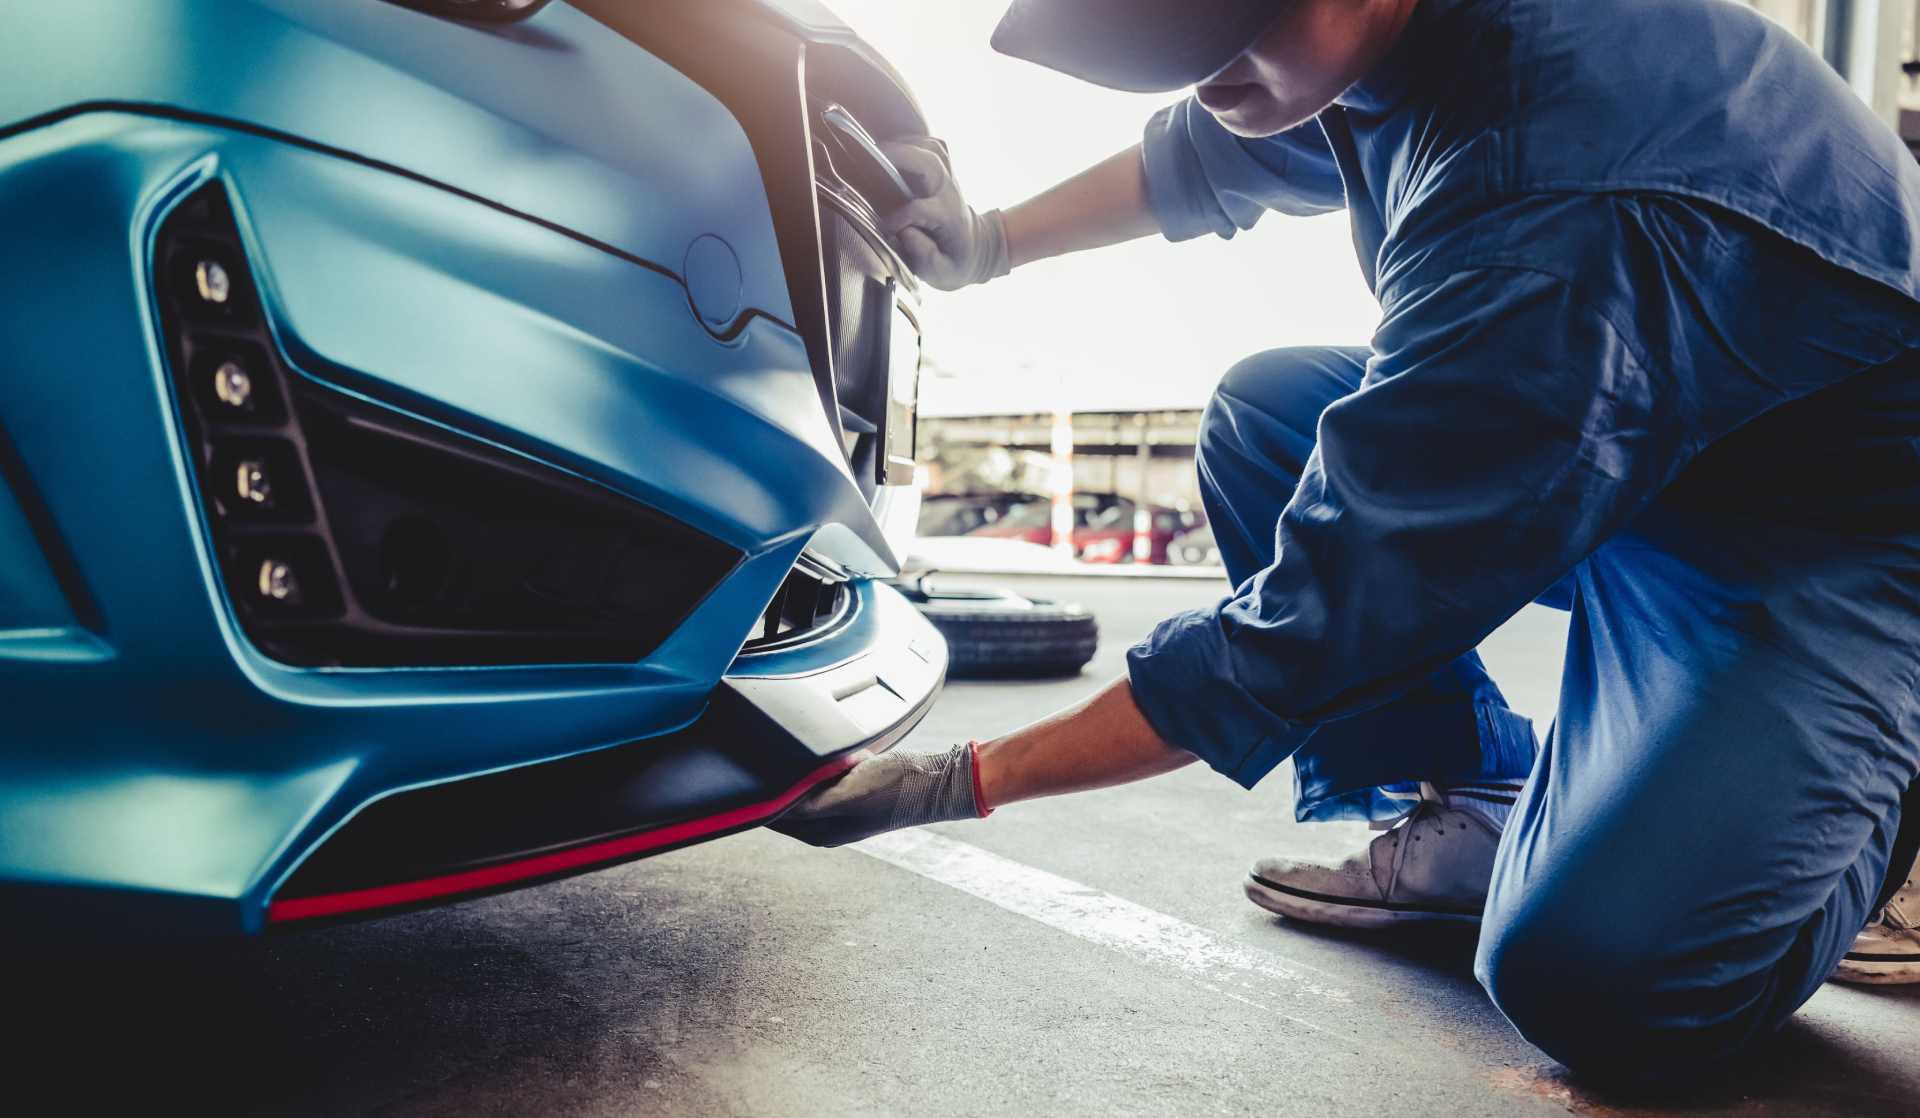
[{"xmin": 966, "ymin": 492, "xmax": 1203, "ymax": 564}]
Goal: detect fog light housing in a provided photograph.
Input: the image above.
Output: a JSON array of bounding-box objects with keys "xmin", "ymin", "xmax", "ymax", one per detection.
[{"xmin": 159, "ymin": 180, "xmax": 736, "ymax": 667}]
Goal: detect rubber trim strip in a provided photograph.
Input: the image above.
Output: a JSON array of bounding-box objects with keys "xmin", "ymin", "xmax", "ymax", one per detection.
[
  {"xmin": 0, "ymin": 100, "xmax": 799, "ymax": 340},
  {"xmin": 268, "ymin": 748, "xmax": 866, "ymax": 924}
]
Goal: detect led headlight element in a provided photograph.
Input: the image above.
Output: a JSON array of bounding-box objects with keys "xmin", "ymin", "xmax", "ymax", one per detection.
[
  {"xmin": 189, "ymin": 344, "xmax": 281, "ymax": 422},
  {"xmin": 235, "ymin": 459, "xmax": 273, "ymax": 506},
  {"xmin": 257, "ymin": 558, "xmax": 301, "ymax": 603},
  {"xmin": 194, "ymin": 258, "xmax": 231, "ymax": 306},
  {"xmin": 213, "ymin": 361, "xmax": 253, "ymax": 410}
]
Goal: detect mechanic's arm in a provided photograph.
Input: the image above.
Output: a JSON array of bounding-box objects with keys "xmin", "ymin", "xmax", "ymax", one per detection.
[
  {"xmin": 1127, "ymin": 264, "xmax": 1693, "ymax": 786},
  {"xmin": 776, "ymin": 259, "xmax": 1695, "ymax": 847},
  {"xmin": 880, "ymin": 96, "xmax": 1345, "ymax": 288},
  {"xmin": 1138, "ymin": 96, "xmax": 1345, "ymax": 241},
  {"xmin": 879, "ymin": 139, "xmax": 1154, "ymax": 288},
  {"xmin": 1000, "ymin": 144, "xmax": 1158, "ymax": 268}
]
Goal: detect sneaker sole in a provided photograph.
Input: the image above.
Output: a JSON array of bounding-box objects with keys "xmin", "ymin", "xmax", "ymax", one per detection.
[
  {"xmin": 1244, "ymin": 874, "xmax": 1482, "ymax": 930},
  {"xmin": 1827, "ymin": 954, "xmax": 1920, "ymax": 986}
]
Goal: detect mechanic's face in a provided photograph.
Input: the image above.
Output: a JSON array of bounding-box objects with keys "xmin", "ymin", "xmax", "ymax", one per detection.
[{"xmin": 1195, "ymin": 0, "xmax": 1418, "ymax": 137}]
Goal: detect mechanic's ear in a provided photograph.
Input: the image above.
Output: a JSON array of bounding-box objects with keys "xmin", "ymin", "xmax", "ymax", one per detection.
[{"xmin": 879, "ymin": 140, "xmax": 950, "ymax": 199}]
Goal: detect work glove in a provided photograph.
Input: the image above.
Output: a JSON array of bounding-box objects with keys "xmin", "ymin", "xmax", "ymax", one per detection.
[
  {"xmin": 878, "ymin": 139, "xmax": 1011, "ymax": 292},
  {"xmin": 770, "ymin": 742, "xmax": 990, "ymax": 848}
]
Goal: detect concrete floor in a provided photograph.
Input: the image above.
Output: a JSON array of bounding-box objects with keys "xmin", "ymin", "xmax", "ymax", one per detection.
[{"xmin": 20, "ymin": 577, "xmax": 1918, "ymax": 1115}]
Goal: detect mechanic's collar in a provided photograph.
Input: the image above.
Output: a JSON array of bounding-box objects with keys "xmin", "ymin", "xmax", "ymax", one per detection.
[{"xmin": 1333, "ymin": 0, "xmax": 1441, "ymax": 115}]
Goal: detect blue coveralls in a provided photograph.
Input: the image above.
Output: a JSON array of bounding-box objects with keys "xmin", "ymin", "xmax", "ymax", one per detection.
[{"xmin": 1123, "ymin": 0, "xmax": 1920, "ymax": 1074}]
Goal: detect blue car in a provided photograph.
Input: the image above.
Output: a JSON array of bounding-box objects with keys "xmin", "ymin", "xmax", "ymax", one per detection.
[{"xmin": 0, "ymin": 0, "xmax": 945, "ymax": 935}]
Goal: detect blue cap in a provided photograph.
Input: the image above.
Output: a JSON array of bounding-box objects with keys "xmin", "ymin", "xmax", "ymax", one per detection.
[{"xmin": 990, "ymin": 0, "xmax": 1280, "ymax": 93}]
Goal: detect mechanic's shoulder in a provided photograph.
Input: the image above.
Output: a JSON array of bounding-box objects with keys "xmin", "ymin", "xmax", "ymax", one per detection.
[
  {"xmin": 1378, "ymin": 190, "xmax": 1666, "ymax": 312},
  {"xmin": 1378, "ymin": 188, "xmax": 1577, "ymax": 299}
]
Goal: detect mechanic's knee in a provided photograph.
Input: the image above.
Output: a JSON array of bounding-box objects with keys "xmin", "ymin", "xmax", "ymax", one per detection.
[
  {"xmin": 1197, "ymin": 348, "xmax": 1337, "ymax": 471},
  {"xmin": 1212, "ymin": 347, "xmax": 1338, "ymax": 417},
  {"xmin": 1475, "ymin": 898, "xmax": 1777, "ymax": 1082}
]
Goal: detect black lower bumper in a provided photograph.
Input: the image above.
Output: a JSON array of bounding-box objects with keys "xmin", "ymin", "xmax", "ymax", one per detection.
[{"xmin": 269, "ymin": 581, "xmax": 946, "ymax": 926}]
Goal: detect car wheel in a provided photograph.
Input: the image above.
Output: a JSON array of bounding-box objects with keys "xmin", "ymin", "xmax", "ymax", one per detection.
[{"xmin": 894, "ymin": 580, "xmax": 1098, "ymax": 679}]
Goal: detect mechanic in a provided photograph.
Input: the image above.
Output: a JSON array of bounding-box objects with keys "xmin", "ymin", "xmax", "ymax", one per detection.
[{"xmin": 775, "ymin": 0, "xmax": 1920, "ymax": 1076}]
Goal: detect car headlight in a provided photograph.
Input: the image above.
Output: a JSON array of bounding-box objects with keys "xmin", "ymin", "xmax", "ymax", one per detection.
[{"xmin": 154, "ymin": 181, "xmax": 740, "ymax": 667}]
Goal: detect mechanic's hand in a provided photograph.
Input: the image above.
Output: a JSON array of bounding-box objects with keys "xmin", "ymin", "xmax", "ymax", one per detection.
[
  {"xmin": 878, "ymin": 140, "xmax": 1010, "ymax": 292},
  {"xmin": 770, "ymin": 742, "xmax": 989, "ymax": 848}
]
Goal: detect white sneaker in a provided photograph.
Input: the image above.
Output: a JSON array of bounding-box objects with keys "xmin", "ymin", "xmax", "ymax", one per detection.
[
  {"xmin": 1244, "ymin": 783, "xmax": 1507, "ymax": 929},
  {"xmin": 1828, "ymin": 874, "xmax": 1920, "ymax": 985}
]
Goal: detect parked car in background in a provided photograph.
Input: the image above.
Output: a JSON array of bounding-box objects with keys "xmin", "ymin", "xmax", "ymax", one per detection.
[
  {"xmin": 965, "ymin": 492, "xmax": 1097, "ymax": 551},
  {"xmin": 966, "ymin": 493, "xmax": 1203, "ymax": 564},
  {"xmin": 916, "ymin": 493, "xmax": 1045, "ymax": 539},
  {"xmin": 1114, "ymin": 504, "xmax": 1206, "ymax": 565},
  {"xmin": 1168, "ymin": 523, "xmax": 1221, "ymax": 567},
  {"xmin": 0, "ymin": 0, "xmax": 945, "ymax": 936}
]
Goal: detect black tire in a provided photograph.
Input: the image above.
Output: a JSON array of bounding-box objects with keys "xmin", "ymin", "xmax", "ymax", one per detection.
[{"xmin": 899, "ymin": 583, "xmax": 1099, "ymax": 679}]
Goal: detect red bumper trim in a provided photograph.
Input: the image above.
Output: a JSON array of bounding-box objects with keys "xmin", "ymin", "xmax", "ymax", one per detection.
[{"xmin": 267, "ymin": 750, "xmax": 864, "ymax": 924}]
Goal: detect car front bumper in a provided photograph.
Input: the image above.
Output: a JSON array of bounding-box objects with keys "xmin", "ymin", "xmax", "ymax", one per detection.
[
  {"xmin": 3, "ymin": 578, "xmax": 943, "ymax": 936},
  {"xmin": 0, "ymin": 105, "xmax": 941, "ymax": 937},
  {"xmin": 267, "ymin": 578, "xmax": 945, "ymax": 928}
]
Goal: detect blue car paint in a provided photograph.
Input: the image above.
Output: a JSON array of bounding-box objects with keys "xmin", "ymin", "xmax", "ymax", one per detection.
[
  {"xmin": 0, "ymin": 452, "xmax": 92, "ymax": 647},
  {"xmin": 0, "ymin": 2, "xmax": 934, "ymax": 934},
  {"xmin": 0, "ymin": 0, "xmax": 798, "ymax": 329}
]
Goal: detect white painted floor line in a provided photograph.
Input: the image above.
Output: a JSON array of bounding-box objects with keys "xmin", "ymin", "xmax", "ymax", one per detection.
[{"xmin": 851, "ymin": 829, "xmax": 1354, "ymax": 1037}]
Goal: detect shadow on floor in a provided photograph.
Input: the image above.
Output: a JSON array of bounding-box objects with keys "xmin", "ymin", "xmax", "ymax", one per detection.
[
  {"xmin": 14, "ymin": 887, "xmax": 1917, "ymax": 1116},
  {"xmin": 13, "ymin": 882, "xmax": 764, "ymax": 1114},
  {"xmin": 1246, "ymin": 913, "xmax": 1917, "ymax": 1117}
]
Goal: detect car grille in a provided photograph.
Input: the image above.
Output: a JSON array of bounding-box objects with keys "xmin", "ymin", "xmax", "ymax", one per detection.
[
  {"xmin": 741, "ymin": 553, "xmax": 853, "ymax": 651},
  {"xmin": 812, "ymin": 105, "xmax": 921, "ymax": 495}
]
